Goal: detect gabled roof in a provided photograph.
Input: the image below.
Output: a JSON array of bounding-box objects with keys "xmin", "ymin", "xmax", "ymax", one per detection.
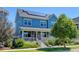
[
  {"xmin": 17, "ymin": 9, "xmax": 52, "ymax": 20},
  {"xmin": 73, "ymin": 17, "xmax": 79, "ymax": 21}
]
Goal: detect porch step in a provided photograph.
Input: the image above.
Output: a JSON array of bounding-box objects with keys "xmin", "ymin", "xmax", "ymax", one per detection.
[{"xmin": 37, "ymin": 40, "xmax": 47, "ymax": 48}]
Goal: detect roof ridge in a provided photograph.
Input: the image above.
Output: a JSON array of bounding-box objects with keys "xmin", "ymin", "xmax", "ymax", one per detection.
[{"xmin": 17, "ymin": 9, "xmax": 51, "ymax": 17}]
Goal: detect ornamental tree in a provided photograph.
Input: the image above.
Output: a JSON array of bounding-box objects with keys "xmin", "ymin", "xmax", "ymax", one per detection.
[
  {"xmin": 0, "ymin": 17, "xmax": 13, "ymax": 47},
  {"xmin": 51, "ymin": 14, "xmax": 77, "ymax": 48}
]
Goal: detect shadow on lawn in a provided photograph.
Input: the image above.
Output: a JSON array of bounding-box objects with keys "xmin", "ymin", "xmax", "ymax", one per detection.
[{"xmin": 37, "ymin": 47, "xmax": 71, "ymax": 52}]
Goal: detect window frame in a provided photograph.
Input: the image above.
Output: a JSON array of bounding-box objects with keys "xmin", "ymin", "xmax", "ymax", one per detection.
[
  {"xmin": 40, "ymin": 21, "xmax": 47, "ymax": 27},
  {"xmin": 23, "ymin": 18, "xmax": 32, "ymax": 26}
]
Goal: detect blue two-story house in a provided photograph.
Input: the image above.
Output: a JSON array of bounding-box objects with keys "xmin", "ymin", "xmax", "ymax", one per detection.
[{"xmin": 15, "ymin": 9, "xmax": 57, "ymax": 41}]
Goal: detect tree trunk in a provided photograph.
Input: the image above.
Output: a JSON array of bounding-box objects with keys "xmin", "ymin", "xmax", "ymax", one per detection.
[{"xmin": 64, "ymin": 43, "xmax": 66, "ymax": 49}]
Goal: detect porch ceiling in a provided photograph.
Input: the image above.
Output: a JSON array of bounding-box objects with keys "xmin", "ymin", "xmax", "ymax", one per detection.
[{"xmin": 20, "ymin": 27, "xmax": 50, "ymax": 32}]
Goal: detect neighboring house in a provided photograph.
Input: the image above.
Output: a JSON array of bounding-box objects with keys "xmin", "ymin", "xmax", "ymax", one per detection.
[
  {"xmin": 15, "ymin": 9, "xmax": 57, "ymax": 41},
  {"xmin": 0, "ymin": 8, "xmax": 8, "ymax": 19},
  {"xmin": 73, "ymin": 17, "xmax": 79, "ymax": 29}
]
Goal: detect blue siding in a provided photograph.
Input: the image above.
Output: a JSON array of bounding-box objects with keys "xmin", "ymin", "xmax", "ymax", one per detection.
[
  {"xmin": 32, "ymin": 19, "xmax": 48, "ymax": 28},
  {"xmin": 48, "ymin": 14, "xmax": 57, "ymax": 28},
  {"xmin": 18, "ymin": 17, "xmax": 48, "ymax": 28},
  {"xmin": 15, "ymin": 12, "xmax": 57, "ymax": 37},
  {"xmin": 15, "ymin": 13, "xmax": 23, "ymax": 36}
]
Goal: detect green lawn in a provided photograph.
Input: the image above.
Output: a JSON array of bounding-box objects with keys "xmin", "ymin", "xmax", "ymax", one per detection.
[
  {"xmin": 0, "ymin": 45, "xmax": 79, "ymax": 52},
  {"xmin": 0, "ymin": 47, "xmax": 70, "ymax": 52}
]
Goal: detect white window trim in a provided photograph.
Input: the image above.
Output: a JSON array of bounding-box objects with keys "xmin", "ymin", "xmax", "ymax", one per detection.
[
  {"xmin": 40, "ymin": 21, "xmax": 47, "ymax": 27},
  {"xmin": 23, "ymin": 18, "xmax": 32, "ymax": 26}
]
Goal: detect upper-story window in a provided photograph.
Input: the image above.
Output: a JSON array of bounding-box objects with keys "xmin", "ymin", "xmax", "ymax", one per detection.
[
  {"xmin": 24, "ymin": 18, "xmax": 32, "ymax": 26},
  {"xmin": 40, "ymin": 21, "xmax": 47, "ymax": 27}
]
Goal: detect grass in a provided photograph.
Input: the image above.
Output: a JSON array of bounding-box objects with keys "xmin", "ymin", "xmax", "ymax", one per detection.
[
  {"xmin": 37, "ymin": 47, "xmax": 70, "ymax": 52},
  {"xmin": 0, "ymin": 45, "xmax": 79, "ymax": 52},
  {"xmin": 0, "ymin": 47, "xmax": 70, "ymax": 52}
]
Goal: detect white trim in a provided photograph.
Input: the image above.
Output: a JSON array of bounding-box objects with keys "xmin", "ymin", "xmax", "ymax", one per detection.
[
  {"xmin": 36, "ymin": 31, "xmax": 38, "ymax": 41},
  {"xmin": 41, "ymin": 32, "xmax": 43, "ymax": 40},
  {"xmin": 20, "ymin": 27, "xmax": 50, "ymax": 32},
  {"xmin": 22, "ymin": 30, "xmax": 24, "ymax": 39}
]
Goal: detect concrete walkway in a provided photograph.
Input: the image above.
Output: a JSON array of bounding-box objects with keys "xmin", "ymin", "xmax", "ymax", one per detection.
[
  {"xmin": 0, "ymin": 48, "xmax": 40, "ymax": 51},
  {"xmin": 38, "ymin": 40, "xmax": 47, "ymax": 48}
]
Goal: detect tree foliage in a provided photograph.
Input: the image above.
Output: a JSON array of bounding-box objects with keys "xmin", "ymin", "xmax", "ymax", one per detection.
[
  {"xmin": 12, "ymin": 38, "xmax": 24, "ymax": 48},
  {"xmin": 0, "ymin": 17, "xmax": 13, "ymax": 47},
  {"xmin": 51, "ymin": 14, "xmax": 77, "ymax": 47}
]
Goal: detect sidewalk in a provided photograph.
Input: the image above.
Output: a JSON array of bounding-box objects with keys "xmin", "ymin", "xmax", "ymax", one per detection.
[{"xmin": 1, "ymin": 45, "xmax": 79, "ymax": 52}]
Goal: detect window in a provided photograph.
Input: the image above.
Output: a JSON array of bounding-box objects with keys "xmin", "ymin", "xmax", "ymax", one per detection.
[
  {"xmin": 28, "ymin": 20, "xmax": 32, "ymax": 26},
  {"xmin": 19, "ymin": 31, "xmax": 22, "ymax": 34},
  {"xmin": 24, "ymin": 31, "xmax": 31, "ymax": 37},
  {"xmin": 40, "ymin": 21, "xmax": 47, "ymax": 27},
  {"xmin": 24, "ymin": 18, "xmax": 32, "ymax": 26},
  {"xmin": 24, "ymin": 31, "xmax": 28, "ymax": 37},
  {"xmin": 42, "ymin": 32, "xmax": 47, "ymax": 37},
  {"xmin": 24, "ymin": 20, "xmax": 27, "ymax": 25}
]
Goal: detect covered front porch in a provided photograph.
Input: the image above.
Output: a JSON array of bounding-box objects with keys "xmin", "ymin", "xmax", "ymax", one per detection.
[{"xmin": 20, "ymin": 27, "xmax": 50, "ymax": 41}]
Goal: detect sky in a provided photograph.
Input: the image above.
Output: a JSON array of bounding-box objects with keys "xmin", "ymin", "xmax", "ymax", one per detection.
[{"xmin": 4, "ymin": 7, "xmax": 79, "ymax": 28}]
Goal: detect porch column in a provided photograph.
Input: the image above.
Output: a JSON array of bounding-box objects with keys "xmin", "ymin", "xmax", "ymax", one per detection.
[
  {"xmin": 22, "ymin": 30, "xmax": 24, "ymax": 39},
  {"xmin": 46, "ymin": 32, "xmax": 49, "ymax": 39},
  {"xmin": 36, "ymin": 31, "xmax": 38, "ymax": 41},
  {"xmin": 41, "ymin": 32, "xmax": 43, "ymax": 41}
]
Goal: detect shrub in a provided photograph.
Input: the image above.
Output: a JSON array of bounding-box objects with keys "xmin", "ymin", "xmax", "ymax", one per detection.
[
  {"xmin": 54, "ymin": 38, "xmax": 62, "ymax": 45},
  {"xmin": 12, "ymin": 38, "xmax": 39, "ymax": 48},
  {"xmin": 4, "ymin": 39, "xmax": 13, "ymax": 48},
  {"xmin": 74, "ymin": 41, "xmax": 79, "ymax": 45},
  {"xmin": 12, "ymin": 38, "xmax": 25, "ymax": 48},
  {"xmin": 23, "ymin": 41, "xmax": 39, "ymax": 48},
  {"xmin": 44, "ymin": 39, "xmax": 55, "ymax": 46},
  {"xmin": 73, "ymin": 39, "xmax": 79, "ymax": 45},
  {"xmin": 54, "ymin": 38, "xmax": 71, "ymax": 45}
]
